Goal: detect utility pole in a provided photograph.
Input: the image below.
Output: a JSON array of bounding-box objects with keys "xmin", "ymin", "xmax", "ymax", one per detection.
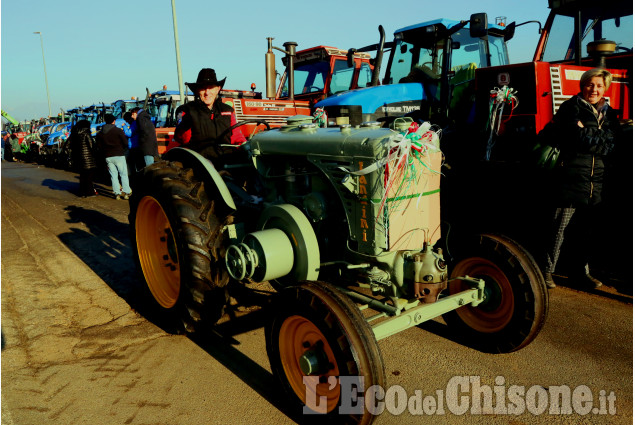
[
  {"xmin": 33, "ymin": 31, "xmax": 52, "ymax": 119},
  {"xmin": 171, "ymin": 0, "xmax": 185, "ymax": 106}
]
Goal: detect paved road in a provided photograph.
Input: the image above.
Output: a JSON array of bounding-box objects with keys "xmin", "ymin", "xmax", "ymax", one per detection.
[{"xmin": 1, "ymin": 161, "xmax": 632, "ymax": 425}]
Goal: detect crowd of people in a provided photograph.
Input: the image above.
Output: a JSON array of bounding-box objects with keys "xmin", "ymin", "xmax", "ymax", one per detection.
[
  {"xmin": 1, "ymin": 132, "xmax": 24, "ymax": 162},
  {"xmin": 66, "ymin": 105, "xmax": 159, "ymax": 198}
]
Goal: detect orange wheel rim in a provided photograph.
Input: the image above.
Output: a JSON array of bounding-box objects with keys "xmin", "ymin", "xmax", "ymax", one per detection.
[
  {"xmin": 450, "ymin": 257, "xmax": 514, "ymax": 333},
  {"xmin": 278, "ymin": 315, "xmax": 341, "ymax": 413},
  {"xmin": 136, "ymin": 196, "xmax": 181, "ymax": 308}
]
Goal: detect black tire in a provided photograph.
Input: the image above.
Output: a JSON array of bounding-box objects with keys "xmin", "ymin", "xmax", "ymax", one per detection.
[
  {"xmin": 443, "ymin": 233, "xmax": 548, "ymax": 353},
  {"xmin": 61, "ymin": 140, "xmax": 73, "ymax": 170},
  {"xmin": 129, "ymin": 160, "xmax": 231, "ymax": 332},
  {"xmin": 266, "ymin": 281, "xmax": 385, "ymax": 425}
]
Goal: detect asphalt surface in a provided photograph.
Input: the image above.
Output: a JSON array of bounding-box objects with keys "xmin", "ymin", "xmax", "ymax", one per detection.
[{"xmin": 1, "ymin": 160, "xmax": 633, "ymax": 425}]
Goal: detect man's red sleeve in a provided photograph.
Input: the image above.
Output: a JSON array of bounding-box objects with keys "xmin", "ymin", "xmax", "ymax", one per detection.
[
  {"xmin": 174, "ymin": 111, "xmax": 192, "ymax": 144},
  {"xmin": 230, "ymin": 112, "xmax": 247, "ymax": 145}
]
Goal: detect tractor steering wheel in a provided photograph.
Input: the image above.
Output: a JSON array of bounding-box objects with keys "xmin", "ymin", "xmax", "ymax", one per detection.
[{"xmin": 218, "ymin": 119, "xmax": 271, "ymax": 142}]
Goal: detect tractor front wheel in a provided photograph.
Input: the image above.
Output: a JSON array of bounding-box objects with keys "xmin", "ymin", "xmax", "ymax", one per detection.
[
  {"xmin": 266, "ymin": 281, "xmax": 385, "ymax": 425},
  {"xmin": 443, "ymin": 233, "xmax": 548, "ymax": 353},
  {"xmin": 129, "ymin": 160, "xmax": 230, "ymax": 332}
]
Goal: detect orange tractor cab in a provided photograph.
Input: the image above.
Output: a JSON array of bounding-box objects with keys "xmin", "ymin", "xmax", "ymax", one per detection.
[{"xmin": 271, "ymin": 43, "xmax": 374, "ymax": 107}]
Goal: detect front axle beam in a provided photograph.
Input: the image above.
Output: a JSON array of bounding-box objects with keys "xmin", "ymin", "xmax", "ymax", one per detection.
[{"xmin": 372, "ymin": 277, "xmax": 484, "ymax": 340}]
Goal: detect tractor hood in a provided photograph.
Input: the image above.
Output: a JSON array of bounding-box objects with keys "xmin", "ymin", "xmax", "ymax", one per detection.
[{"xmin": 315, "ymin": 83, "xmax": 428, "ymax": 115}]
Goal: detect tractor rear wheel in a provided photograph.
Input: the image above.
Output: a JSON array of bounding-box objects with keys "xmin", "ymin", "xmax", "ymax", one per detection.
[
  {"xmin": 266, "ymin": 281, "xmax": 385, "ymax": 425},
  {"xmin": 129, "ymin": 160, "xmax": 230, "ymax": 332},
  {"xmin": 443, "ymin": 233, "xmax": 548, "ymax": 353}
]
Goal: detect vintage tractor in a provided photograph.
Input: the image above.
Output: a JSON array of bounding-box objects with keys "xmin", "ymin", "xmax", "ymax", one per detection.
[{"xmin": 129, "ymin": 117, "xmax": 548, "ymax": 423}]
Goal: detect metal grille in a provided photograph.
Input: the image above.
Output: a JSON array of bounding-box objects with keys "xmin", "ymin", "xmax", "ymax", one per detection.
[{"xmin": 550, "ymin": 66, "xmax": 569, "ymax": 115}]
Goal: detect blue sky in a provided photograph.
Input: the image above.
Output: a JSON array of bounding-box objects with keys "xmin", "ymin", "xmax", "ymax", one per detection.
[{"xmin": 1, "ymin": 0, "xmax": 550, "ymax": 122}]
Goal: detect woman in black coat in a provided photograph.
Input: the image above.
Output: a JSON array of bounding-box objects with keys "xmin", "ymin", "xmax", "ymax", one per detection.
[
  {"xmin": 70, "ymin": 119, "xmax": 98, "ymax": 197},
  {"xmin": 543, "ymin": 68, "xmax": 622, "ymax": 289}
]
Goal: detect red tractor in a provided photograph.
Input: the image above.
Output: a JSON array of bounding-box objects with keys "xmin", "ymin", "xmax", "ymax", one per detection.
[
  {"xmin": 268, "ymin": 41, "xmax": 374, "ymax": 107},
  {"xmin": 444, "ymin": 0, "xmax": 632, "ymax": 281}
]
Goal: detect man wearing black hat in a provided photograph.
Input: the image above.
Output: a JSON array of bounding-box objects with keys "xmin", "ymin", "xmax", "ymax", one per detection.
[{"xmin": 174, "ymin": 68, "xmax": 246, "ymax": 163}]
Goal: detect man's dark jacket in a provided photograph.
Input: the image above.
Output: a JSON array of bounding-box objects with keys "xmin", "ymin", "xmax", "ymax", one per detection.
[
  {"xmin": 551, "ymin": 95, "xmax": 620, "ymax": 207},
  {"xmin": 174, "ymin": 98, "xmax": 234, "ymax": 158},
  {"xmin": 136, "ymin": 110, "xmax": 159, "ymax": 157},
  {"xmin": 96, "ymin": 124, "xmax": 128, "ymax": 158}
]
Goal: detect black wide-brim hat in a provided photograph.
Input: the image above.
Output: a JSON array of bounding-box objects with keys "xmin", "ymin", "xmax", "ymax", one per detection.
[{"xmin": 186, "ymin": 68, "xmax": 226, "ymax": 91}]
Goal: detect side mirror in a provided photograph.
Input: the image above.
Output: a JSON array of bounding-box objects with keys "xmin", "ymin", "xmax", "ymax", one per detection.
[
  {"xmin": 470, "ymin": 13, "xmax": 488, "ymax": 38},
  {"xmin": 504, "ymin": 21, "xmax": 516, "ymax": 42}
]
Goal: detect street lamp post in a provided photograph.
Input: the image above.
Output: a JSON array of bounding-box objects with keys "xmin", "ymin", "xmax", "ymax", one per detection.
[{"xmin": 33, "ymin": 31, "xmax": 52, "ymax": 119}]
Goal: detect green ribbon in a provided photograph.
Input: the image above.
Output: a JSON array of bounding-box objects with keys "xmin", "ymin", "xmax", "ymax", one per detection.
[{"xmin": 371, "ymin": 188, "xmax": 440, "ymax": 203}]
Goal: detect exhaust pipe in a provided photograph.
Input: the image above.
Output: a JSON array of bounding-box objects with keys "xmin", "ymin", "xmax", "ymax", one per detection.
[
  {"xmin": 266, "ymin": 38, "xmax": 277, "ymax": 99},
  {"xmin": 265, "ymin": 39, "xmax": 298, "ymax": 101}
]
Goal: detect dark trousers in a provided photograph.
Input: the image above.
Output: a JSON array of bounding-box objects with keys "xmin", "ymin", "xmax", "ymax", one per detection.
[
  {"xmin": 544, "ymin": 205, "xmax": 595, "ymax": 274},
  {"xmin": 79, "ymin": 168, "xmax": 96, "ymax": 196}
]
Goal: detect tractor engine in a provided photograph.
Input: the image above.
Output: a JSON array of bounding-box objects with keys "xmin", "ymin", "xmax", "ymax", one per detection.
[{"xmin": 226, "ymin": 119, "xmax": 447, "ymax": 301}]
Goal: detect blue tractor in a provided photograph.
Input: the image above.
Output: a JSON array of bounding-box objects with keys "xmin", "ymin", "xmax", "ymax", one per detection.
[
  {"xmin": 315, "ymin": 13, "xmax": 513, "ymax": 127},
  {"xmin": 41, "ymin": 120, "xmax": 71, "ymax": 166}
]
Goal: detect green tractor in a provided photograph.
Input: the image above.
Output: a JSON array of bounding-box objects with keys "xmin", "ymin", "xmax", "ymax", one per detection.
[{"xmin": 129, "ymin": 118, "xmax": 548, "ymax": 424}]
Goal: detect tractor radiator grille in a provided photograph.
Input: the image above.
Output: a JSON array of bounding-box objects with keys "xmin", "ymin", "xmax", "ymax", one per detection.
[{"xmin": 550, "ymin": 67, "xmax": 569, "ymax": 115}]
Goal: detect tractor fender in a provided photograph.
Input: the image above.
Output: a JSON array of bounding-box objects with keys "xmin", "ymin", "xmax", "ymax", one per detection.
[{"xmin": 163, "ymin": 147, "xmax": 236, "ymax": 211}]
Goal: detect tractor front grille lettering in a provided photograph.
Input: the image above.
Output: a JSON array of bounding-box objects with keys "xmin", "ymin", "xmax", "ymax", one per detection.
[{"xmin": 359, "ymin": 161, "xmax": 369, "ymax": 242}]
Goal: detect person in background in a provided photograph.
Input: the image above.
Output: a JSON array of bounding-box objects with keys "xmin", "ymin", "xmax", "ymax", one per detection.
[
  {"xmin": 1, "ymin": 132, "xmax": 7, "ymax": 161},
  {"xmin": 174, "ymin": 68, "xmax": 246, "ymax": 167},
  {"xmin": 542, "ymin": 68, "xmax": 622, "ymax": 289},
  {"xmin": 69, "ymin": 119, "xmax": 98, "ymax": 197},
  {"xmin": 97, "ymin": 114, "xmax": 131, "ymax": 200},
  {"xmin": 4, "ymin": 133, "xmax": 14, "ymax": 162},
  {"xmin": 130, "ymin": 107, "xmax": 158, "ymax": 167},
  {"xmin": 124, "ymin": 111, "xmax": 143, "ymax": 173},
  {"xmin": 10, "ymin": 134, "xmax": 21, "ymax": 161}
]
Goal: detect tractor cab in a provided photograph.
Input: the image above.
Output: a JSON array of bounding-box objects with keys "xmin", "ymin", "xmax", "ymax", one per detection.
[
  {"xmin": 146, "ymin": 89, "xmax": 194, "ymax": 128},
  {"xmin": 112, "ymin": 98, "xmax": 144, "ymax": 120},
  {"xmin": 275, "ymin": 45, "xmax": 374, "ymax": 105},
  {"xmin": 537, "ymin": 0, "xmax": 633, "ymax": 70},
  {"xmin": 72, "ymin": 105, "xmax": 106, "ymax": 136}
]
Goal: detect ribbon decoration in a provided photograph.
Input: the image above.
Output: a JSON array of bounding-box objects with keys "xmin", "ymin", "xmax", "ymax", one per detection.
[
  {"xmin": 349, "ymin": 121, "xmax": 442, "ymax": 220},
  {"xmin": 312, "ymin": 108, "xmax": 327, "ymax": 128},
  {"xmin": 484, "ymin": 85, "xmax": 518, "ymax": 160}
]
